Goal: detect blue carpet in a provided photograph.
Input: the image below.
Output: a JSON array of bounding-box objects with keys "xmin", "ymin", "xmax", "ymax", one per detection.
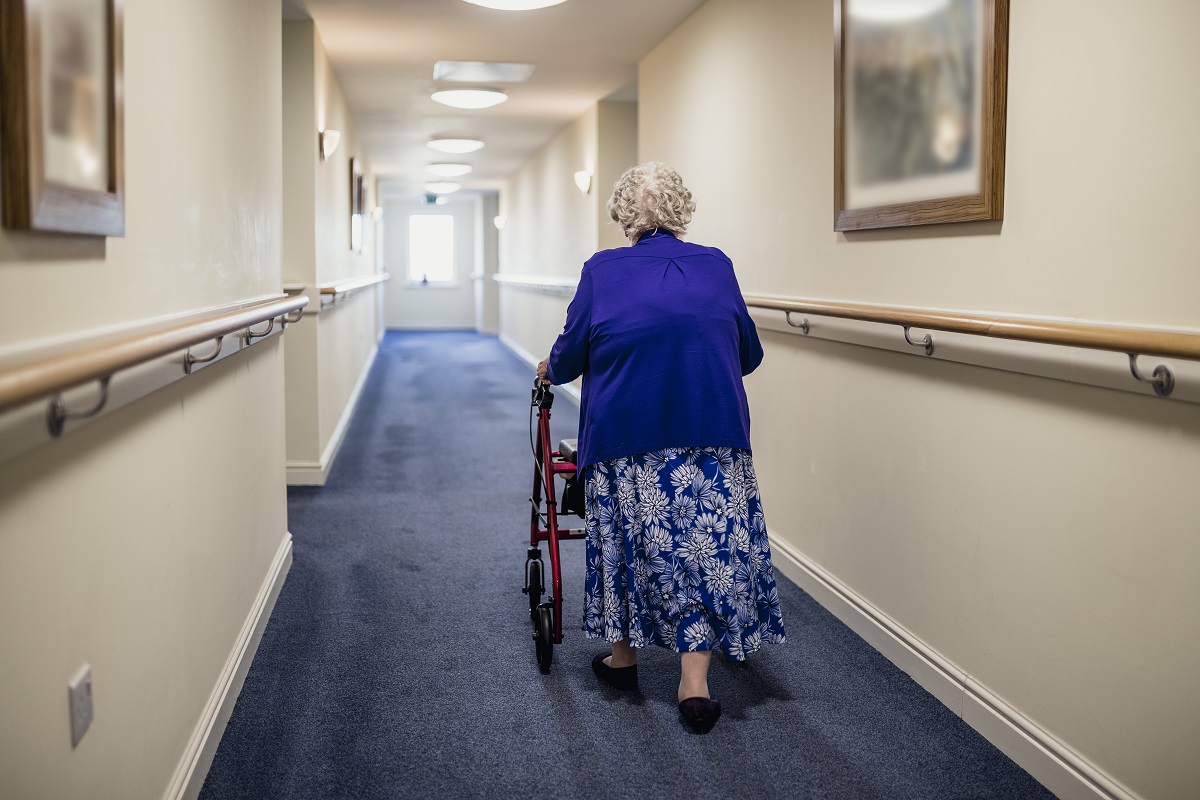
[{"xmin": 200, "ymin": 331, "xmax": 1054, "ymax": 800}]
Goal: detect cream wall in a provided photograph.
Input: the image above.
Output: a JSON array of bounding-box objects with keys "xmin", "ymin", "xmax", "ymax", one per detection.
[
  {"xmin": 475, "ymin": 193, "xmax": 501, "ymax": 335},
  {"xmin": 638, "ymin": 2, "xmax": 1200, "ymax": 799},
  {"xmin": 498, "ymin": 100, "xmax": 637, "ymax": 365},
  {"xmin": 502, "ymin": 105, "xmax": 600, "ymax": 281},
  {"xmin": 595, "ymin": 101, "xmax": 638, "ymax": 251},
  {"xmin": 0, "ymin": 2, "xmax": 287, "ymax": 799},
  {"xmin": 282, "ymin": 21, "xmax": 381, "ymax": 484}
]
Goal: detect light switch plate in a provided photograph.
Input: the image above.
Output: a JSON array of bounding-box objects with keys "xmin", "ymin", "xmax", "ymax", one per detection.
[{"xmin": 68, "ymin": 664, "xmax": 93, "ymax": 748}]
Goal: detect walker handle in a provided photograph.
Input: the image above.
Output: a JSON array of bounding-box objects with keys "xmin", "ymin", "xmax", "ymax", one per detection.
[{"xmin": 532, "ymin": 375, "xmax": 554, "ymax": 408}]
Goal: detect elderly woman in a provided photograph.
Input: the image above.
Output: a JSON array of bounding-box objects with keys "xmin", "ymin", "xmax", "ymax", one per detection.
[{"xmin": 537, "ymin": 161, "xmax": 785, "ymax": 733}]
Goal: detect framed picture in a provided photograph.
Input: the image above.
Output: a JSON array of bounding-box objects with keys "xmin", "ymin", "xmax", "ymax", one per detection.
[
  {"xmin": 350, "ymin": 157, "xmax": 364, "ymax": 253},
  {"xmin": 0, "ymin": 0, "xmax": 125, "ymax": 236},
  {"xmin": 834, "ymin": 0, "xmax": 1008, "ymax": 231}
]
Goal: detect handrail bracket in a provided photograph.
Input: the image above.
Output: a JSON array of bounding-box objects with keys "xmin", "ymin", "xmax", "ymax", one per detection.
[
  {"xmin": 903, "ymin": 326, "xmax": 935, "ymax": 356},
  {"xmin": 244, "ymin": 318, "xmax": 276, "ymax": 343},
  {"xmin": 785, "ymin": 311, "xmax": 810, "ymax": 335},
  {"xmin": 47, "ymin": 376, "xmax": 111, "ymax": 437},
  {"xmin": 184, "ymin": 336, "xmax": 224, "ymax": 374},
  {"xmin": 1129, "ymin": 354, "xmax": 1174, "ymax": 398}
]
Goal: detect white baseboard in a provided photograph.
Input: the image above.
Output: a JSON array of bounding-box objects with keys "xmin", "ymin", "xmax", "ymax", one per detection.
[
  {"xmin": 285, "ymin": 460, "xmax": 324, "ymax": 486},
  {"xmin": 766, "ymin": 533, "xmax": 1141, "ymax": 800},
  {"xmin": 498, "ymin": 333, "xmax": 581, "ymax": 405},
  {"xmin": 285, "ymin": 342, "xmax": 378, "ymax": 486},
  {"xmin": 164, "ymin": 531, "xmax": 293, "ymax": 800}
]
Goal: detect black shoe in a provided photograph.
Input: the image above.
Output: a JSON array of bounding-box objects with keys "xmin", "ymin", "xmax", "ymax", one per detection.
[
  {"xmin": 678, "ymin": 697, "xmax": 721, "ymax": 733},
  {"xmin": 591, "ymin": 652, "xmax": 638, "ymax": 690}
]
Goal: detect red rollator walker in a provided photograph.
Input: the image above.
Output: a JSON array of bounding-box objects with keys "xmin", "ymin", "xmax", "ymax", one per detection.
[{"xmin": 523, "ymin": 377, "xmax": 586, "ymax": 672}]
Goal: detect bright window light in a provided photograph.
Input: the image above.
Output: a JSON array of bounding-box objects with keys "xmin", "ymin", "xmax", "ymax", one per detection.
[{"xmin": 408, "ymin": 215, "xmax": 455, "ymax": 284}]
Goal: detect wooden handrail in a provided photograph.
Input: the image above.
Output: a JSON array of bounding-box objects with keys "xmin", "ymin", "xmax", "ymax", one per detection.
[
  {"xmin": 319, "ymin": 273, "xmax": 389, "ymax": 295},
  {"xmin": 0, "ymin": 294, "xmax": 308, "ymax": 415},
  {"xmin": 743, "ymin": 294, "xmax": 1200, "ymax": 362}
]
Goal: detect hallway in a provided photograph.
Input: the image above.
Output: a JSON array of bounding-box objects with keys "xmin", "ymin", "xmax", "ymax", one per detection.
[
  {"xmin": 3, "ymin": 2, "xmax": 1199, "ymax": 798},
  {"xmin": 199, "ymin": 332, "xmax": 1051, "ymax": 800}
]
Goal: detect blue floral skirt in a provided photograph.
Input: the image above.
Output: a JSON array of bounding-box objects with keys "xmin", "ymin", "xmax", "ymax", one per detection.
[{"xmin": 582, "ymin": 446, "xmax": 786, "ymax": 661}]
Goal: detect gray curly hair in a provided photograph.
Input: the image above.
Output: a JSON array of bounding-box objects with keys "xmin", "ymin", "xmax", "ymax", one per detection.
[{"xmin": 606, "ymin": 161, "xmax": 696, "ymax": 240}]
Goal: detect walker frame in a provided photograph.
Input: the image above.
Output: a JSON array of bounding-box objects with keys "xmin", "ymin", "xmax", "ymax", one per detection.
[{"xmin": 523, "ymin": 378, "xmax": 585, "ymax": 672}]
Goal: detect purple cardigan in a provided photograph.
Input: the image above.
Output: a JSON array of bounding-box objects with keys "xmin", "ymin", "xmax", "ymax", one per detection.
[{"xmin": 546, "ymin": 230, "xmax": 763, "ymax": 469}]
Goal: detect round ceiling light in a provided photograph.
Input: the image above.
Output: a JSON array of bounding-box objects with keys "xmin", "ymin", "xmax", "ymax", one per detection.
[
  {"xmin": 462, "ymin": 0, "xmax": 568, "ymax": 9},
  {"xmin": 427, "ymin": 138, "xmax": 484, "ymax": 154},
  {"xmin": 425, "ymin": 182, "xmax": 462, "ymax": 194},
  {"xmin": 427, "ymin": 163, "xmax": 473, "ymax": 177},
  {"xmin": 431, "ymin": 87, "xmax": 508, "ymax": 109}
]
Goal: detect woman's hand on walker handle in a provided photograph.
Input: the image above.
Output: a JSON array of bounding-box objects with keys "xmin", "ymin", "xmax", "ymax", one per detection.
[{"xmin": 537, "ymin": 358, "xmax": 551, "ymax": 385}]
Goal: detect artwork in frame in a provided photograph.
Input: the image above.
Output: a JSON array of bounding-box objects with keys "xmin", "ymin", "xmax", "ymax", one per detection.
[
  {"xmin": 0, "ymin": 0, "xmax": 124, "ymax": 236},
  {"xmin": 349, "ymin": 157, "xmax": 364, "ymax": 253},
  {"xmin": 834, "ymin": 0, "xmax": 1008, "ymax": 231}
]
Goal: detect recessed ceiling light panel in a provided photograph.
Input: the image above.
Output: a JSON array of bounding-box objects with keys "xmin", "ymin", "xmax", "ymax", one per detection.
[
  {"xmin": 427, "ymin": 138, "xmax": 485, "ymax": 154},
  {"xmin": 848, "ymin": 0, "xmax": 951, "ymax": 23},
  {"xmin": 462, "ymin": 0, "xmax": 568, "ymax": 10},
  {"xmin": 433, "ymin": 61, "xmax": 535, "ymax": 83},
  {"xmin": 431, "ymin": 87, "xmax": 508, "ymax": 109},
  {"xmin": 427, "ymin": 163, "xmax": 473, "ymax": 177}
]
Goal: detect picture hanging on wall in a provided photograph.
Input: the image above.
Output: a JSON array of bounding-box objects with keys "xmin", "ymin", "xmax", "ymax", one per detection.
[
  {"xmin": 0, "ymin": 0, "xmax": 125, "ymax": 236},
  {"xmin": 350, "ymin": 157, "xmax": 365, "ymax": 253},
  {"xmin": 834, "ymin": 0, "xmax": 1008, "ymax": 231}
]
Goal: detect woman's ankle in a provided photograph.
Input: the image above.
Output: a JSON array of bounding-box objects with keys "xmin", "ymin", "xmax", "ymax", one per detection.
[
  {"xmin": 678, "ymin": 650, "xmax": 713, "ymax": 700},
  {"xmin": 606, "ymin": 639, "xmax": 637, "ymax": 668}
]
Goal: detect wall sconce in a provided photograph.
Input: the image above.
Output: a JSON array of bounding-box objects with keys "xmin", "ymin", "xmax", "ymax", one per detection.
[
  {"xmin": 320, "ymin": 129, "xmax": 342, "ymax": 161},
  {"xmin": 493, "ymin": 215, "xmax": 506, "ymax": 231},
  {"xmin": 574, "ymin": 169, "xmax": 593, "ymax": 195},
  {"xmin": 371, "ymin": 206, "xmax": 384, "ymax": 221}
]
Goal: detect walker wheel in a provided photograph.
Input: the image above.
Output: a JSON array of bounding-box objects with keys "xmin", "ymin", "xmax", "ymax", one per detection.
[
  {"xmin": 525, "ymin": 559, "xmax": 544, "ymax": 623},
  {"xmin": 534, "ymin": 604, "xmax": 554, "ymax": 673}
]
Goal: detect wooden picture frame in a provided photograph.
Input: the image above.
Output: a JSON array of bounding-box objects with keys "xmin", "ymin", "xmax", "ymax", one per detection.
[
  {"xmin": 834, "ymin": 0, "xmax": 1008, "ymax": 231},
  {"xmin": 349, "ymin": 157, "xmax": 364, "ymax": 253},
  {"xmin": 0, "ymin": 0, "xmax": 124, "ymax": 236}
]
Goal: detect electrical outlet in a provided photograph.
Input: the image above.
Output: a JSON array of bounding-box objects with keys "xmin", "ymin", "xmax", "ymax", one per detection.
[{"xmin": 68, "ymin": 664, "xmax": 93, "ymax": 748}]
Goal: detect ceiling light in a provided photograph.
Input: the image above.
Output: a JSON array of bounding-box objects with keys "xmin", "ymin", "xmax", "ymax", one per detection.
[
  {"xmin": 462, "ymin": 0, "xmax": 568, "ymax": 9},
  {"xmin": 431, "ymin": 87, "xmax": 508, "ymax": 109},
  {"xmin": 434, "ymin": 61, "xmax": 535, "ymax": 83},
  {"xmin": 427, "ymin": 138, "xmax": 484, "ymax": 154},
  {"xmin": 425, "ymin": 182, "xmax": 462, "ymax": 194},
  {"xmin": 427, "ymin": 163, "xmax": 473, "ymax": 177},
  {"xmin": 847, "ymin": 0, "xmax": 951, "ymax": 23}
]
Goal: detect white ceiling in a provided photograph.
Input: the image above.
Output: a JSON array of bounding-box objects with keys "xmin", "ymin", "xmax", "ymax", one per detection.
[{"xmin": 281, "ymin": 0, "xmax": 708, "ymax": 200}]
